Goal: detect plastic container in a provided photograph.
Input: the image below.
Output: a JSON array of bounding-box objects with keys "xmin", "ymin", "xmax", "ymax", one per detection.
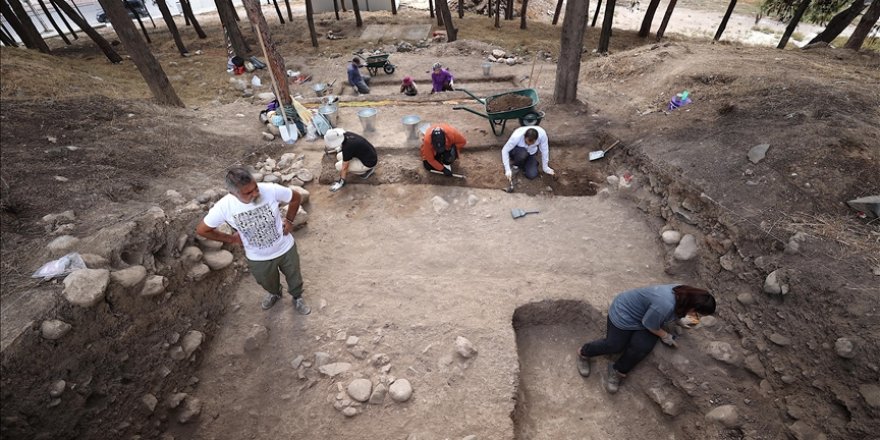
[
  {"xmin": 357, "ymin": 108, "xmax": 378, "ymax": 132},
  {"xmin": 402, "ymin": 115, "xmax": 421, "ymax": 141}
]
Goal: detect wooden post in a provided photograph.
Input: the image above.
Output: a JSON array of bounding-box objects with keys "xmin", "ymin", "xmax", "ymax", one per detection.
[
  {"xmin": 458, "ymin": 0, "xmax": 463, "ymax": 18},
  {"xmin": 553, "ymin": 0, "xmax": 589, "ymax": 104},
  {"xmin": 598, "ymin": 0, "xmax": 616, "ymax": 53},
  {"xmin": 332, "ymin": 0, "xmax": 339, "ymax": 19},
  {"xmin": 271, "ymin": 0, "xmax": 285, "ymax": 23},
  {"xmin": 97, "ymin": 0, "xmax": 183, "ymax": 106},
  {"xmin": 591, "ymin": 0, "xmax": 602, "ymax": 26},
  {"xmin": 844, "ymin": 0, "xmax": 879, "ymax": 50},
  {"xmin": 520, "ymin": 0, "xmax": 528, "ymax": 29},
  {"xmin": 36, "ymin": 0, "xmax": 71, "ymax": 44},
  {"xmin": 391, "ymin": 0, "xmax": 397, "ymax": 14},
  {"xmin": 552, "ymin": 0, "xmax": 562, "ymax": 25},
  {"xmin": 0, "ymin": 24, "xmax": 17, "ymax": 46},
  {"xmin": 5, "ymin": 0, "xmax": 50, "ymax": 52},
  {"xmin": 436, "ymin": 0, "xmax": 457, "ymax": 41},
  {"xmin": 283, "ymin": 0, "xmax": 292, "ymax": 21},
  {"xmin": 638, "ymin": 0, "xmax": 661, "ymax": 37},
  {"xmin": 305, "ymin": 0, "xmax": 318, "ymax": 47},
  {"xmin": 428, "ymin": 0, "xmax": 434, "ymax": 18},
  {"xmin": 777, "ymin": 0, "xmax": 811, "ymax": 49},
  {"xmin": 215, "ymin": 0, "xmax": 250, "ymax": 55},
  {"xmin": 155, "ymin": 0, "xmax": 189, "ymax": 55},
  {"xmin": 713, "ymin": 0, "xmax": 736, "ymax": 41},
  {"xmin": 49, "ymin": 0, "xmax": 78, "ymax": 40},
  {"xmin": 125, "ymin": 0, "xmax": 152, "ymax": 43},
  {"xmin": 352, "ymin": 0, "xmax": 362, "ymax": 27},
  {"xmin": 494, "ymin": 0, "xmax": 500, "ymax": 27},
  {"xmin": 655, "ymin": 0, "xmax": 676, "ymax": 41},
  {"xmin": 180, "ymin": 0, "xmax": 206, "ymax": 38},
  {"xmin": 52, "ymin": 0, "xmax": 122, "ymax": 62},
  {"xmin": 241, "ymin": 0, "xmax": 291, "ymax": 109}
]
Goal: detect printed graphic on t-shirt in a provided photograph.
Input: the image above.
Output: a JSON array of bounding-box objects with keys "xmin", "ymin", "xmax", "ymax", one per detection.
[{"xmin": 233, "ymin": 204, "xmax": 279, "ymax": 249}]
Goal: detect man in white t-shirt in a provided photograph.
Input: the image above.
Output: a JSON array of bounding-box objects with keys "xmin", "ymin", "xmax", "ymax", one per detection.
[
  {"xmin": 500, "ymin": 126, "xmax": 555, "ymax": 181},
  {"xmin": 196, "ymin": 167, "xmax": 311, "ymax": 314}
]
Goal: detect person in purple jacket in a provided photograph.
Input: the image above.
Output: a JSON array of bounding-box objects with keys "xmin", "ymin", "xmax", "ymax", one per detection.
[{"xmin": 430, "ymin": 62, "xmax": 454, "ymax": 94}]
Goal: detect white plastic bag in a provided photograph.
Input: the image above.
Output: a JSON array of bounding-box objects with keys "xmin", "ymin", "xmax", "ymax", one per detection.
[
  {"xmin": 32, "ymin": 253, "xmax": 86, "ymax": 280},
  {"xmin": 251, "ymin": 75, "xmax": 262, "ymax": 87},
  {"xmin": 305, "ymin": 122, "xmax": 318, "ymax": 141}
]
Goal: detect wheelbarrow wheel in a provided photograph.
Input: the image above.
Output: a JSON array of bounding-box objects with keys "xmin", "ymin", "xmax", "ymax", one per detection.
[
  {"xmin": 519, "ymin": 111, "xmax": 543, "ymax": 127},
  {"xmin": 383, "ymin": 63, "xmax": 395, "ymax": 75}
]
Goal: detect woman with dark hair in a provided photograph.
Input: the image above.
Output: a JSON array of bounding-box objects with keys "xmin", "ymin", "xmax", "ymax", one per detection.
[{"xmin": 577, "ymin": 284, "xmax": 716, "ymax": 393}]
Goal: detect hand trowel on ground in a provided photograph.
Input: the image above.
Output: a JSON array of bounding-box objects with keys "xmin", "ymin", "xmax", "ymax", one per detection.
[
  {"xmin": 510, "ymin": 208, "xmax": 539, "ymax": 219},
  {"xmin": 589, "ymin": 140, "xmax": 621, "ymax": 161}
]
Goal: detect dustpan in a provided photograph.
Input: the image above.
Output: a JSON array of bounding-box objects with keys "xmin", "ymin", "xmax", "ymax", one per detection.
[{"xmin": 511, "ymin": 208, "xmax": 539, "ymax": 219}]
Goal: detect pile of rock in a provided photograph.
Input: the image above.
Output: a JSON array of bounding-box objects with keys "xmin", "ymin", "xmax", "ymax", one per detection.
[
  {"xmin": 487, "ymin": 49, "xmax": 523, "ymax": 65},
  {"xmin": 251, "ymin": 152, "xmax": 312, "ymax": 229}
]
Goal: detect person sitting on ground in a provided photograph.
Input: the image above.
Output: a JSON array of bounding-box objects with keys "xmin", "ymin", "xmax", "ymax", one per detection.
[
  {"xmin": 196, "ymin": 167, "xmax": 311, "ymax": 314},
  {"xmin": 577, "ymin": 284, "xmax": 716, "ymax": 393},
  {"xmin": 325, "ymin": 128, "xmax": 378, "ymax": 192},
  {"xmin": 500, "ymin": 126, "xmax": 554, "ymax": 181},
  {"xmin": 400, "ymin": 76, "xmax": 419, "ymax": 96},
  {"xmin": 430, "ymin": 62, "xmax": 454, "ymax": 94},
  {"xmin": 347, "ymin": 57, "xmax": 370, "ymax": 95},
  {"xmin": 421, "ymin": 124, "xmax": 467, "ymax": 177}
]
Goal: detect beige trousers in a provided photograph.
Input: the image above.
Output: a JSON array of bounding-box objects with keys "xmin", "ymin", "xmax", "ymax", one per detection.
[{"xmin": 335, "ymin": 152, "xmax": 371, "ymax": 174}]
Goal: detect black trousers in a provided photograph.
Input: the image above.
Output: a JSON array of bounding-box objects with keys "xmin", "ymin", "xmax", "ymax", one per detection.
[
  {"xmin": 580, "ymin": 317, "xmax": 659, "ymax": 374},
  {"xmin": 509, "ymin": 147, "xmax": 539, "ymax": 179}
]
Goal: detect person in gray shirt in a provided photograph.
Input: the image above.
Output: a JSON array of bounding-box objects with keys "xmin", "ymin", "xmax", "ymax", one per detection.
[{"xmin": 577, "ymin": 284, "xmax": 716, "ymax": 393}]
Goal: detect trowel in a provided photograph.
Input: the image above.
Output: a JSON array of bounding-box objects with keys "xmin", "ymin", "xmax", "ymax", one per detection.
[
  {"xmin": 503, "ymin": 175, "xmax": 515, "ymax": 193},
  {"xmin": 589, "ymin": 140, "xmax": 621, "ymax": 161},
  {"xmin": 510, "ymin": 208, "xmax": 539, "ymax": 219}
]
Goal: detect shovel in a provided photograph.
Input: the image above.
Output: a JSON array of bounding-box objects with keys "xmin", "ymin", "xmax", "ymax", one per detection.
[
  {"xmin": 510, "ymin": 208, "xmax": 539, "ymax": 219},
  {"xmin": 589, "ymin": 140, "xmax": 621, "ymax": 161},
  {"xmin": 429, "ymin": 169, "xmax": 466, "ymax": 179}
]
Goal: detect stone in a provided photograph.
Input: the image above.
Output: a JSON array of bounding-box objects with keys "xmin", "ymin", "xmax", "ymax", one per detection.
[
  {"xmin": 289, "ymin": 185, "xmax": 310, "ymax": 204},
  {"xmin": 140, "ymin": 394, "xmax": 158, "ymax": 413},
  {"xmin": 846, "ymin": 195, "xmax": 880, "ymax": 218},
  {"xmin": 369, "ymin": 383, "xmax": 387, "ymax": 404},
  {"xmin": 455, "ymin": 336, "xmax": 477, "ymax": 358},
  {"xmin": 491, "ymin": 49, "xmax": 506, "ymax": 58},
  {"xmin": 606, "ymin": 175, "xmax": 620, "ymax": 186},
  {"xmin": 181, "ymin": 330, "xmax": 204, "ymax": 357},
  {"xmin": 431, "ymin": 196, "xmax": 450, "ymax": 213},
  {"xmin": 314, "ymin": 352, "xmax": 331, "ymax": 367},
  {"xmin": 169, "ymin": 346, "xmax": 187, "ymax": 360},
  {"xmin": 203, "ymin": 250, "xmax": 234, "ymax": 270},
  {"xmin": 177, "ymin": 397, "xmax": 202, "ymax": 424},
  {"xmin": 763, "ymin": 269, "xmax": 790, "ymax": 295},
  {"xmin": 110, "ymin": 265, "xmax": 147, "ymax": 288},
  {"xmin": 834, "ymin": 337, "xmax": 856, "ymax": 359},
  {"xmin": 181, "ymin": 246, "xmax": 203, "ymax": 264},
  {"xmin": 371, "ymin": 353, "xmax": 391, "ymax": 367},
  {"xmin": 673, "ymin": 234, "xmax": 698, "ymax": 261},
  {"xmin": 257, "ymin": 92, "xmax": 276, "ymax": 101},
  {"xmin": 705, "ymin": 404, "xmax": 739, "ymax": 428},
  {"xmin": 187, "ymin": 263, "xmax": 210, "ymax": 281},
  {"xmin": 389, "ymin": 379, "xmax": 413, "ymax": 402},
  {"xmin": 140, "ymin": 275, "xmax": 168, "ymax": 297},
  {"xmin": 342, "ymin": 407, "xmax": 358, "ymax": 417},
  {"xmin": 40, "ymin": 320, "xmax": 72, "ymax": 340},
  {"xmin": 165, "ymin": 190, "xmax": 186, "ymax": 205},
  {"xmin": 858, "ymin": 384, "xmax": 880, "ymax": 408},
  {"xmin": 646, "ymin": 387, "xmax": 682, "ymax": 417},
  {"xmin": 744, "ymin": 354, "xmax": 767, "ymax": 378},
  {"xmin": 347, "ymin": 347, "xmax": 368, "ymax": 360},
  {"xmin": 748, "ymin": 144, "xmax": 770, "ymax": 164},
  {"xmin": 769, "ymin": 333, "xmax": 792, "ymax": 347},
  {"xmin": 719, "ymin": 254, "xmax": 736, "ymax": 271},
  {"xmin": 196, "ymin": 236, "xmax": 224, "ymax": 250},
  {"xmin": 788, "ymin": 421, "xmax": 827, "ymax": 440},
  {"xmin": 49, "ymin": 380, "xmax": 66, "ymax": 397},
  {"xmin": 661, "ymin": 230, "xmax": 681, "ymax": 245},
  {"xmin": 785, "ymin": 232, "xmax": 807, "ymax": 254},
  {"xmin": 47, "ymin": 235, "xmax": 79, "ymax": 256},
  {"xmin": 244, "ymin": 325, "xmax": 269, "ymax": 351},
  {"xmin": 347, "ymin": 379, "xmax": 372, "ymax": 402},
  {"xmin": 296, "ymin": 169, "xmax": 314, "ymax": 183},
  {"xmin": 737, "ymin": 292, "xmax": 756, "ymax": 305},
  {"xmin": 63, "ymin": 269, "xmax": 110, "ymax": 307},
  {"xmin": 319, "ymin": 362, "xmax": 352, "ymax": 377},
  {"xmin": 291, "ymin": 355, "xmax": 304, "ymax": 369},
  {"xmin": 80, "ymin": 253, "xmax": 108, "ymax": 269},
  {"xmin": 346, "ymin": 336, "xmax": 359, "ymax": 347},
  {"xmin": 42, "ymin": 210, "xmax": 76, "ymax": 225},
  {"xmin": 166, "ymin": 392, "xmax": 187, "ymax": 409},
  {"xmin": 263, "ymin": 174, "xmax": 280, "ymax": 183},
  {"xmin": 467, "ymin": 194, "xmax": 480, "ymax": 207},
  {"xmin": 706, "ymin": 341, "xmax": 740, "ymax": 365}
]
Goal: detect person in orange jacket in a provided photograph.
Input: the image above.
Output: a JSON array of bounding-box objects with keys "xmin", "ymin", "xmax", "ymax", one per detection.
[{"xmin": 420, "ymin": 124, "xmax": 467, "ymax": 177}]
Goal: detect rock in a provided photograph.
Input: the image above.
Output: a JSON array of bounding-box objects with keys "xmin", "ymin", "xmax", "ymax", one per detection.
[
  {"xmin": 289, "ymin": 206, "xmax": 308, "ymax": 229},
  {"xmin": 858, "ymin": 384, "xmax": 880, "ymax": 408},
  {"xmin": 244, "ymin": 325, "xmax": 269, "ymax": 352},
  {"xmin": 169, "ymin": 346, "xmax": 187, "ymax": 361},
  {"xmin": 369, "ymin": 383, "xmax": 387, "ymax": 404},
  {"xmin": 166, "ymin": 392, "xmax": 187, "ymax": 409},
  {"xmin": 342, "ymin": 407, "xmax": 358, "ymax": 417},
  {"xmin": 763, "ymin": 269, "xmax": 790, "ymax": 295},
  {"xmin": 42, "ymin": 210, "xmax": 76, "ymax": 225},
  {"xmin": 705, "ymin": 405, "xmax": 739, "ymax": 428},
  {"xmin": 49, "ymin": 380, "xmax": 66, "ymax": 397},
  {"xmin": 491, "ymin": 49, "xmax": 506, "ymax": 58},
  {"xmin": 505, "ymin": 58, "xmax": 517, "ymax": 66},
  {"xmin": 165, "ymin": 190, "xmax": 186, "ymax": 205},
  {"xmin": 289, "ymin": 185, "xmax": 310, "ymax": 204},
  {"xmin": 606, "ymin": 175, "xmax": 619, "ymax": 187},
  {"xmin": 846, "ymin": 195, "xmax": 880, "ymax": 218},
  {"xmin": 141, "ymin": 393, "xmax": 158, "ymax": 413},
  {"xmin": 263, "ymin": 174, "xmax": 280, "ymax": 183},
  {"xmin": 785, "ymin": 232, "xmax": 807, "ymax": 254},
  {"xmin": 196, "ymin": 236, "xmax": 224, "ymax": 250},
  {"xmin": 203, "ymin": 250, "xmax": 234, "ymax": 270},
  {"xmin": 63, "ymin": 269, "xmax": 110, "ymax": 307},
  {"xmin": 347, "ymin": 379, "xmax": 372, "ymax": 402},
  {"xmin": 347, "ymin": 347, "xmax": 368, "ymax": 360},
  {"xmin": 661, "ymin": 230, "xmax": 681, "ymax": 245},
  {"xmin": 834, "ymin": 337, "xmax": 856, "ymax": 359},
  {"xmin": 346, "ymin": 336, "xmax": 359, "ymax": 347},
  {"xmin": 47, "ymin": 235, "xmax": 79, "ymax": 256},
  {"xmin": 699, "ymin": 316, "xmax": 718, "ymax": 327},
  {"xmin": 788, "ymin": 421, "xmax": 827, "ymax": 440},
  {"xmin": 467, "ymin": 194, "xmax": 480, "ymax": 207},
  {"xmin": 110, "ymin": 265, "xmax": 147, "ymax": 288},
  {"xmin": 673, "ymin": 234, "xmax": 698, "ymax": 260},
  {"xmin": 187, "ymin": 263, "xmax": 210, "ymax": 281},
  {"xmin": 276, "ymin": 153, "xmax": 297, "ymax": 170},
  {"xmin": 181, "ymin": 246, "xmax": 203, "ymax": 264},
  {"xmin": 296, "ymin": 169, "xmax": 314, "ymax": 183},
  {"xmin": 288, "ymin": 355, "xmax": 304, "ymax": 370},
  {"xmin": 389, "ymin": 379, "xmax": 412, "ymax": 402},
  {"xmin": 80, "ymin": 253, "xmax": 108, "ymax": 269},
  {"xmin": 737, "ymin": 292, "xmax": 755, "ymax": 305},
  {"xmin": 319, "ymin": 362, "xmax": 352, "ymax": 377},
  {"xmin": 371, "ymin": 353, "xmax": 391, "ymax": 367},
  {"xmin": 744, "ymin": 354, "xmax": 766, "ymax": 378},
  {"xmin": 177, "ymin": 397, "xmax": 202, "ymax": 424},
  {"xmin": 40, "ymin": 320, "xmax": 72, "ymax": 340},
  {"xmin": 257, "ymin": 92, "xmax": 275, "ymax": 101},
  {"xmin": 455, "ymin": 336, "xmax": 477, "ymax": 358},
  {"xmin": 719, "ymin": 254, "xmax": 736, "ymax": 271},
  {"xmin": 314, "ymin": 352, "xmax": 331, "ymax": 367},
  {"xmin": 140, "ymin": 275, "xmax": 168, "ymax": 297},
  {"xmin": 769, "ymin": 333, "xmax": 791, "ymax": 347},
  {"xmin": 646, "ymin": 386, "xmax": 682, "ymax": 416},
  {"xmin": 748, "ymin": 144, "xmax": 770, "ymax": 164},
  {"xmin": 181, "ymin": 330, "xmax": 204, "ymax": 357},
  {"xmin": 432, "ymin": 196, "xmax": 450, "ymax": 213},
  {"xmin": 706, "ymin": 341, "xmax": 740, "ymax": 365}
]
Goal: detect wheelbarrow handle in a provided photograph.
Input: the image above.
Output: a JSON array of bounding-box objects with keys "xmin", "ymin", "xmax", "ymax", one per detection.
[
  {"xmin": 459, "ymin": 88, "xmax": 486, "ymax": 104},
  {"xmin": 453, "ymin": 106, "xmax": 488, "ymax": 119}
]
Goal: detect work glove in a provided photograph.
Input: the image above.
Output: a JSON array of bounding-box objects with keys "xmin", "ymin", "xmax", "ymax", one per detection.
[
  {"xmin": 443, "ymin": 166, "xmax": 453, "ymax": 177},
  {"xmin": 330, "ymin": 179, "xmax": 345, "ymax": 192},
  {"xmin": 660, "ymin": 333, "xmax": 678, "ymax": 348},
  {"xmin": 543, "ymin": 166, "xmax": 556, "ymax": 176},
  {"xmin": 505, "ymin": 170, "xmax": 513, "ymax": 181}
]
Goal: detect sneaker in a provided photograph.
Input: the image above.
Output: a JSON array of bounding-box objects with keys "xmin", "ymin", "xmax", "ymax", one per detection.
[
  {"xmin": 605, "ymin": 364, "xmax": 621, "ymax": 394},
  {"xmin": 294, "ymin": 297, "xmax": 311, "ymax": 315},
  {"xmin": 360, "ymin": 167, "xmax": 376, "ymax": 179},
  {"xmin": 261, "ymin": 293, "xmax": 281, "ymax": 310},
  {"xmin": 577, "ymin": 355, "xmax": 591, "ymax": 377}
]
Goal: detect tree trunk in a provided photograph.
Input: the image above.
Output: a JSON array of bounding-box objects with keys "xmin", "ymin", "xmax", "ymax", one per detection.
[
  {"xmin": 305, "ymin": 0, "xmax": 318, "ymax": 47},
  {"xmin": 227, "ymin": 0, "xmax": 240, "ymax": 21},
  {"xmin": 352, "ymin": 0, "xmax": 362, "ymax": 27},
  {"xmin": 437, "ymin": 0, "xmax": 444, "ymax": 25},
  {"xmin": 713, "ymin": 0, "xmax": 737, "ymax": 41},
  {"xmin": 271, "ymin": 0, "xmax": 285, "ymax": 23},
  {"xmin": 155, "ymin": 0, "xmax": 188, "ymax": 55},
  {"xmin": 845, "ymin": 0, "xmax": 880, "ymax": 50},
  {"xmin": 809, "ymin": 0, "xmax": 866, "ymax": 45},
  {"xmin": 5, "ymin": 0, "xmax": 50, "ymax": 52},
  {"xmin": 488, "ymin": 0, "xmax": 492, "ymax": 17},
  {"xmin": 428, "ymin": 0, "xmax": 434, "ymax": 18},
  {"xmin": 126, "ymin": 0, "xmax": 152, "ymax": 43},
  {"xmin": 241, "ymin": 0, "xmax": 292, "ymax": 108},
  {"xmin": 36, "ymin": 0, "xmax": 71, "ymax": 44},
  {"xmin": 552, "ymin": 0, "xmax": 563, "ymax": 25},
  {"xmin": 520, "ymin": 0, "xmax": 528, "ymax": 29},
  {"xmin": 180, "ymin": 0, "xmax": 207, "ymax": 38},
  {"xmin": 52, "ymin": 0, "xmax": 122, "ymax": 62},
  {"xmin": 777, "ymin": 0, "xmax": 811, "ymax": 48},
  {"xmin": 655, "ymin": 0, "xmax": 676, "ymax": 40},
  {"xmin": 598, "ymin": 0, "xmax": 616, "ymax": 52},
  {"xmin": 283, "ymin": 0, "xmax": 292, "ymax": 21},
  {"xmin": 592, "ymin": 0, "xmax": 603, "ymax": 26},
  {"xmin": 391, "ymin": 0, "xmax": 396, "ymax": 14},
  {"xmin": 437, "ymin": 0, "xmax": 457, "ymax": 41},
  {"xmin": 506, "ymin": 0, "xmax": 513, "ymax": 20},
  {"xmin": 332, "ymin": 0, "xmax": 339, "ymax": 19},
  {"xmin": 97, "ymin": 0, "xmax": 183, "ymax": 106},
  {"xmin": 495, "ymin": 0, "xmax": 500, "ymax": 27},
  {"xmin": 458, "ymin": 0, "xmax": 463, "ymax": 18},
  {"xmin": 554, "ymin": 0, "xmax": 589, "ymax": 103},
  {"xmin": 638, "ymin": 0, "xmax": 661, "ymax": 37},
  {"xmin": 215, "ymin": 0, "xmax": 250, "ymax": 55},
  {"xmin": 49, "ymin": 0, "xmax": 78, "ymax": 40},
  {"xmin": 24, "ymin": 0, "xmax": 49, "ymax": 32}
]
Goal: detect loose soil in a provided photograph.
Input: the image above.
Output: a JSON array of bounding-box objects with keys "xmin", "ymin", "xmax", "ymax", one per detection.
[
  {"xmin": 486, "ymin": 93, "xmax": 533, "ymax": 113},
  {"xmin": 1, "ymin": 4, "xmax": 879, "ymax": 440}
]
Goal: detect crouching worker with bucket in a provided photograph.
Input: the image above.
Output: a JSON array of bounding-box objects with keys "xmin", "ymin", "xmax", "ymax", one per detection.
[{"xmin": 325, "ymin": 128, "xmax": 378, "ymax": 192}]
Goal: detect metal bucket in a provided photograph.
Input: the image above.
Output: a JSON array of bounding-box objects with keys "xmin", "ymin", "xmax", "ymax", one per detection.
[
  {"xmin": 312, "ymin": 82, "xmax": 327, "ymax": 97},
  {"xmin": 357, "ymin": 108, "xmax": 378, "ymax": 132},
  {"xmin": 418, "ymin": 122, "xmax": 431, "ymax": 136},
  {"xmin": 402, "ymin": 115, "xmax": 421, "ymax": 141},
  {"xmin": 482, "ymin": 62, "xmax": 492, "ymax": 77},
  {"xmin": 319, "ymin": 104, "xmax": 339, "ymax": 127}
]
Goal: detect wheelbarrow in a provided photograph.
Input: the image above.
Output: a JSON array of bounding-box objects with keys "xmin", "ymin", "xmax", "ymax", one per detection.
[
  {"xmin": 452, "ymin": 88, "xmax": 544, "ymax": 136},
  {"xmin": 364, "ymin": 53, "xmax": 396, "ymax": 76}
]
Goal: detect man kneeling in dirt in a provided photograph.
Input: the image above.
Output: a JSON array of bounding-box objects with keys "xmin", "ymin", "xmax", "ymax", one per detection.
[
  {"xmin": 196, "ymin": 167, "xmax": 311, "ymax": 314},
  {"xmin": 421, "ymin": 124, "xmax": 467, "ymax": 177},
  {"xmin": 501, "ymin": 126, "xmax": 555, "ymax": 181},
  {"xmin": 325, "ymin": 128, "xmax": 378, "ymax": 192}
]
